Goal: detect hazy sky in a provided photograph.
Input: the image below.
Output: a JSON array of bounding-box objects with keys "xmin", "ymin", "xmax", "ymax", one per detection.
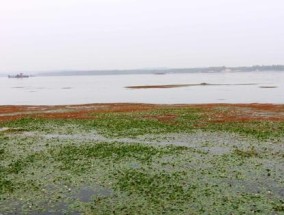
[{"xmin": 0, "ymin": 0, "xmax": 283, "ymax": 72}]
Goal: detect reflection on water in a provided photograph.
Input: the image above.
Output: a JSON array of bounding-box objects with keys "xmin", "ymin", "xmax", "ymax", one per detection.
[
  {"xmin": 0, "ymin": 71, "xmax": 283, "ymax": 105},
  {"xmin": 75, "ymin": 186, "xmax": 113, "ymax": 202}
]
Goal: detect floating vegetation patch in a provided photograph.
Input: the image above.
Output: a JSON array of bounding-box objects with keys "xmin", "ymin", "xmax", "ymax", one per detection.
[
  {"xmin": 51, "ymin": 142, "xmax": 189, "ymax": 173},
  {"xmin": 233, "ymin": 146, "xmax": 259, "ymax": 158},
  {"xmin": 115, "ymin": 169, "xmax": 192, "ymax": 203}
]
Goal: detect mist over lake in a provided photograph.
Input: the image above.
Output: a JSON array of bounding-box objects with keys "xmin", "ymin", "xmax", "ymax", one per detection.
[{"xmin": 1, "ymin": 71, "xmax": 283, "ymax": 105}]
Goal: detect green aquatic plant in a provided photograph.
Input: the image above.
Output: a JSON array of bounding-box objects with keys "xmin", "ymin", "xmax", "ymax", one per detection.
[
  {"xmin": 51, "ymin": 142, "xmax": 189, "ymax": 173},
  {"xmin": 0, "ymin": 105, "xmax": 283, "ymax": 214},
  {"xmin": 233, "ymin": 146, "xmax": 259, "ymax": 158},
  {"xmin": 115, "ymin": 169, "xmax": 192, "ymax": 204}
]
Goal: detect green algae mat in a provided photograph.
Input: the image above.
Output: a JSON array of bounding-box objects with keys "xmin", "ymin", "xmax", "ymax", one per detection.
[{"xmin": 0, "ymin": 105, "xmax": 284, "ymax": 214}]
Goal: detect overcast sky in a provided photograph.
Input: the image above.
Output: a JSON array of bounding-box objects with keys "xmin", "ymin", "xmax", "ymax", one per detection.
[{"xmin": 0, "ymin": 0, "xmax": 283, "ymax": 73}]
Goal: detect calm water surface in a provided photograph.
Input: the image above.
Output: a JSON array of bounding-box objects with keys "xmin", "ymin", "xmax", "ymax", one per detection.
[{"xmin": 0, "ymin": 72, "xmax": 283, "ymax": 105}]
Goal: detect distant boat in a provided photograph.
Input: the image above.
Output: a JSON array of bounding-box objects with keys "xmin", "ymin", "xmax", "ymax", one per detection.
[
  {"xmin": 8, "ymin": 73, "xmax": 29, "ymax": 78},
  {"xmin": 154, "ymin": 72, "xmax": 166, "ymax": 75}
]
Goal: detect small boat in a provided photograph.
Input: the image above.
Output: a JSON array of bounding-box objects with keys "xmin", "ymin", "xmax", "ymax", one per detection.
[
  {"xmin": 8, "ymin": 73, "xmax": 29, "ymax": 78},
  {"xmin": 154, "ymin": 72, "xmax": 166, "ymax": 75}
]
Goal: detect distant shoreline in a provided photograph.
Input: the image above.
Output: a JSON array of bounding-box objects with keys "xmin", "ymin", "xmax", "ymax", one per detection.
[{"xmin": 1, "ymin": 65, "xmax": 284, "ymax": 77}]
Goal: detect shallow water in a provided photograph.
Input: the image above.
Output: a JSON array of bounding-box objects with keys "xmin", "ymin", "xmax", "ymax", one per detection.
[
  {"xmin": 1, "ymin": 128, "xmax": 284, "ymax": 214},
  {"xmin": 0, "ymin": 71, "xmax": 283, "ymax": 105}
]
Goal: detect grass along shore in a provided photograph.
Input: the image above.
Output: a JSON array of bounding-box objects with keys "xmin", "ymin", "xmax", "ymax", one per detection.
[{"xmin": 0, "ymin": 103, "xmax": 284, "ymax": 214}]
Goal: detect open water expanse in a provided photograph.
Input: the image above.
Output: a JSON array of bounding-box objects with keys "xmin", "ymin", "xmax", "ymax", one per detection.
[{"xmin": 0, "ymin": 71, "xmax": 283, "ymax": 105}]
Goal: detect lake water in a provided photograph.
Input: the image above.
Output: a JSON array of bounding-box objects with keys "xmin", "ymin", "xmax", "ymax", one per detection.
[{"xmin": 0, "ymin": 72, "xmax": 283, "ymax": 105}]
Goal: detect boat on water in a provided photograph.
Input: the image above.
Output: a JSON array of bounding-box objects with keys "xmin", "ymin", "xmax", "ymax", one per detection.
[{"xmin": 8, "ymin": 73, "xmax": 29, "ymax": 78}]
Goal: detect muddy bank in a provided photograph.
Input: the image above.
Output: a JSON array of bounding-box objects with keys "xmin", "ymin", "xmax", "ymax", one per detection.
[{"xmin": 125, "ymin": 83, "xmax": 258, "ymax": 89}]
